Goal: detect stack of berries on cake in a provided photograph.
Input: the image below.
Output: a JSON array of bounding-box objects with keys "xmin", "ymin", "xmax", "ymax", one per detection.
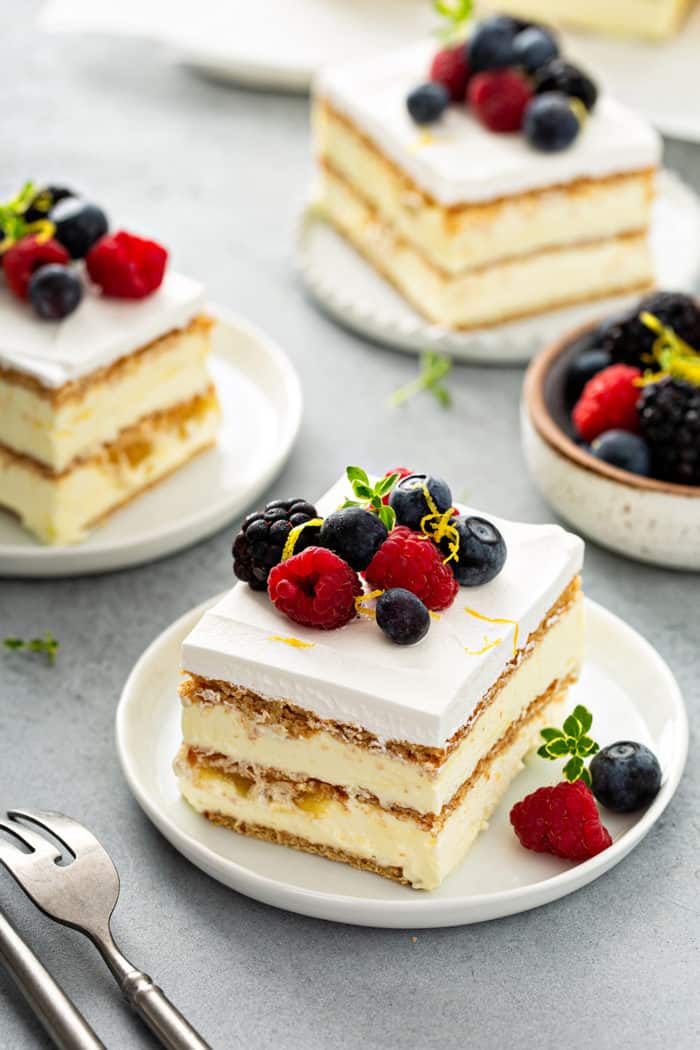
[
  {"xmin": 0, "ymin": 181, "xmax": 219, "ymax": 544},
  {"xmin": 567, "ymin": 291, "xmax": 700, "ymax": 487},
  {"xmin": 175, "ymin": 467, "xmax": 585, "ymax": 890}
]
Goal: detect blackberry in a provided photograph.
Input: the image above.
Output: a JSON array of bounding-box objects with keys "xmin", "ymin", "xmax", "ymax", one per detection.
[
  {"xmin": 638, "ymin": 377, "xmax": 700, "ymax": 485},
  {"xmin": 602, "ymin": 292, "xmax": 700, "ymax": 369},
  {"xmin": 232, "ymin": 499, "xmax": 320, "ymax": 591},
  {"xmin": 534, "ymin": 59, "xmax": 598, "ymax": 112}
]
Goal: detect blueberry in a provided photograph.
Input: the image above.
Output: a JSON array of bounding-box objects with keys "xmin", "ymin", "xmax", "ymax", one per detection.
[
  {"xmin": 565, "ymin": 347, "xmax": 612, "ymax": 407},
  {"xmin": 591, "ymin": 431, "xmax": 651, "ymax": 476},
  {"xmin": 24, "ymin": 184, "xmax": 76, "ymax": 224},
  {"xmin": 468, "ymin": 18, "xmax": 517, "ymax": 74},
  {"xmin": 512, "ymin": 27, "xmax": 559, "ymax": 73},
  {"xmin": 319, "ymin": 507, "xmax": 387, "ymax": 571},
  {"xmin": 590, "ymin": 741, "xmax": 662, "ymax": 813},
  {"xmin": 50, "ymin": 198, "xmax": 108, "ymax": 258},
  {"xmin": 524, "ymin": 92, "xmax": 581, "ymax": 152},
  {"xmin": 28, "ymin": 264, "xmax": 83, "ymax": 320},
  {"xmin": 534, "ymin": 58, "xmax": 598, "ymax": 112},
  {"xmin": 441, "ymin": 515, "xmax": 506, "ymax": 586},
  {"xmin": 389, "ymin": 474, "xmax": 452, "ymax": 531},
  {"xmin": 406, "ymin": 82, "xmax": 450, "ymax": 125},
  {"xmin": 376, "ymin": 588, "xmax": 430, "ymax": 646}
]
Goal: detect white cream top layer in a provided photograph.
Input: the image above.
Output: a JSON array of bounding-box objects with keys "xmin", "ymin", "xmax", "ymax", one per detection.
[
  {"xmin": 182, "ymin": 476, "xmax": 584, "ymax": 748},
  {"xmin": 0, "ymin": 272, "xmax": 204, "ymax": 389},
  {"xmin": 315, "ymin": 42, "xmax": 661, "ymax": 205}
]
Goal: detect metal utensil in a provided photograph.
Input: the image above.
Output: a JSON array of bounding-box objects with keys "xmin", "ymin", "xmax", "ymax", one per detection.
[
  {"xmin": 0, "ymin": 810, "xmax": 212, "ymax": 1050},
  {"xmin": 0, "ymin": 903, "xmax": 106, "ymax": 1050}
]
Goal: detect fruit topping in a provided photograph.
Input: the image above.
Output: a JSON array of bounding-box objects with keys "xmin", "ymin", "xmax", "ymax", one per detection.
[
  {"xmin": 440, "ymin": 515, "xmax": 506, "ymax": 587},
  {"xmin": 389, "ymin": 473, "xmax": 452, "ymax": 531},
  {"xmin": 364, "ymin": 525, "xmax": 459, "ymax": 612},
  {"xmin": 511, "ymin": 26, "xmax": 558, "ymax": 73},
  {"xmin": 534, "ymin": 58, "xmax": 598, "ymax": 112},
  {"xmin": 564, "ymin": 347, "xmax": 612, "ymax": 408},
  {"xmin": 23, "ymin": 185, "xmax": 76, "ymax": 223},
  {"xmin": 590, "ymin": 430, "xmax": 651, "ymax": 476},
  {"xmin": 28, "ymin": 264, "xmax": 83, "ymax": 321},
  {"xmin": 319, "ymin": 507, "xmax": 388, "ymax": 572},
  {"xmin": 638, "ymin": 376, "xmax": 700, "ymax": 485},
  {"xmin": 50, "ymin": 198, "xmax": 109, "ymax": 259},
  {"xmin": 233, "ymin": 499, "xmax": 320, "ymax": 591},
  {"xmin": 429, "ymin": 44, "xmax": 470, "ymax": 102},
  {"xmin": 86, "ymin": 230, "xmax": 167, "ymax": 299},
  {"xmin": 468, "ymin": 69, "xmax": 533, "ymax": 133},
  {"xmin": 590, "ymin": 741, "xmax": 662, "ymax": 813},
  {"xmin": 376, "ymin": 588, "xmax": 430, "ymax": 646},
  {"xmin": 268, "ymin": 547, "xmax": 362, "ymax": 630},
  {"xmin": 602, "ymin": 291, "xmax": 700, "ymax": 369},
  {"xmin": 572, "ymin": 363, "xmax": 642, "ymax": 443},
  {"xmin": 406, "ymin": 82, "xmax": 450, "ymax": 125},
  {"xmin": 523, "ymin": 91, "xmax": 583, "ymax": 152},
  {"xmin": 510, "ymin": 780, "xmax": 612, "ymax": 861},
  {"xmin": 2, "ymin": 235, "xmax": 70, "ymax": 300},
  {"xmin": 340, "ymin": 466, "xmax": 401, "ymax": 531},
  {"xmin": 380, "ymin": 467, "xmax": 413, "ymax": 504},
  {"xmin": 537, "ymin": 703, "xmax": 599, "ymax": 785},
  {"xmin": 467, "ymin": 16, "xmax": 516, "ymax": 73}
]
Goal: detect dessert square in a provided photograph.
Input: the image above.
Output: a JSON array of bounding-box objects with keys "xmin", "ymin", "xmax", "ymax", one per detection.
[{"xmin": 175, "ymin": 475, "xmax": 585, "ymax": 890}]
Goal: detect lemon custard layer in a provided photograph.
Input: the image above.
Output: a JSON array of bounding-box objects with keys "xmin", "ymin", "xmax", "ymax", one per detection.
[{"xmin": 176, "ymin": 477, "xmax": 585, "ymax": 890}]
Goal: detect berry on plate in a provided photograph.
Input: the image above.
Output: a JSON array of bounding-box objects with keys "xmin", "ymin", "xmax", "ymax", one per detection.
[
  {"xmin": 638, "ymin": 376, "xmax": 700, "ymax": 485},
  {"xmin": 468, "ymin": 17, "xmax": 517, "ymax": 73},
  {"xmin": 50, "ymin": 198, "xmax": 109, "ymax": 259},
  {"xmin": 534, "ymin": 58, "xmax": 598, "ymax": 112},
  {"xmin": 233, "ymin": 499, "xmax": 320, "ymax": 591},
  {"xmin": 2, "ymin": 235, "xmax": 70, "ymax": 300},
  {"xmin": 389, "ymin": 473, "xmax": 452, "ymax": 531},
  {"xmin": 86, "ymin": 230, "xmax": 168, "ymax": 299},
  {"xmin": 376, "ymin": 588, "xmax": 430, "ymax": 646},
  {"xmin": 468, "ymin": 69, "xmax": 533, "ymax": 133},
  {"xmin": 28, "ymin": 264, "xmax": 83, "ymax": 321},
  {"xmin": 564, "ymin": 346, "xmax": 612, "ymax": 408},
  {"xmin": 268, "ymin": 546, "xmax": 362, "ymax": 630},
  {"xmin": 440, "ymin": 515, "xmax": 506, "ymax": 587},
  {"xmin": 365, "ymin": 525, "xmax": 459, "ymax": 612},
  {"xmin": 590, "ymin": 741, "xmax": 662, "ymax": 813},
  {"xmin": 590, "ymin": 430, "xmax": 651, "ymax": 476},
  {"xmin": 510, "ymin": 780, "xmax": 612, "ymax": 861},
  {"xmin": 319, "ymin": 507, "xmax": 388, "ymax": 572},
  {"xmin": 572, "ymin": 363, "xmax": 642, "ymax": 443},
  {"xmin": 406, "ymin": 82, "xmax": 450, "ymax": 125},
  {"xmin": 523, "ymin": 92, "xmax": 582, "ymax": 152},
  {"xmin": 429, "ymin": 44, "xmax": 470, "ymax": 102},
  {"xmin": 512, "ymin": 26, "xmax": 558, "ymax": 74}
]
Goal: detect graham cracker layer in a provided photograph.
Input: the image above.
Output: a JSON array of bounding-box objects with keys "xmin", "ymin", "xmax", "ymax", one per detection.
[
  {"xmin": 181, "ymin": 576, "xmax": 581, "ymax": 769},
  {"xmin": 0, "ymin": 313, "xmax": 213, "ymax": 404}
]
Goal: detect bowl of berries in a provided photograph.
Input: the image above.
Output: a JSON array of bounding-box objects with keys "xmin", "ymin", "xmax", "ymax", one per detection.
[{"xmin": 522, "ymin": 291, "xmax": 700, "ymax": 570}]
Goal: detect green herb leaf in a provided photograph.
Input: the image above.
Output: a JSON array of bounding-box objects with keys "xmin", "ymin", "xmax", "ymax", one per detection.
[
  {"xmin": 576, "ymin": 735, "xmax": 599, "ymax": 757},
  {"xmin": 572, "ymin": 704, "xmax": 593, "ymax": 734},
  {"xmin": 342, "ymin": 467, "xmax": 401, "ymax": 530},
  {"xmin": 375, "ymin": 472, "xmax": 400, "ymax": 497},
  {"xmin": 563, "ymin": 756, "xmax": 584, "ymax": 783},
  {"xmin": 378, "ymin": 504, "xmax": 396, "ymax": 531},
  {"xmin": 537, "ymin": 704, "xmax": 598, "ymax": 783},
  {"xmin": 3, "ymin": 632, "xmax": 59, "ymax": 665},
  {"xmin": 346, "ymin": 466, "xmax": 369, "ymax": 487},
  {"xmin": 432, "ymin": 0, "xmax": 473, "ymax": 42},
  {"xmin": 544, "ymin": 738, "xmax": 571, "ymax": 758},
  {"xmin": 563, "ymin": 713, "xmax": 582, "ymax": 738},
  {"xmin": 341, "ymin": 498, "xmax": 362, "ymax": 509},
  {"xmin": 540, "ymin": 727, "xmax": 565, "ymax": 742},
  {"xmin": 389, "ymin": 351, "xmax": 453, "ymax": 410}
]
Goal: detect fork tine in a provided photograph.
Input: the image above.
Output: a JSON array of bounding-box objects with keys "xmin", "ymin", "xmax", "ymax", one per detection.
[
  {"xmin": 7, "ymin": 810, "xmax": 102, "ymax": 859},
  {"xmin": 0, "ymin": 819, "xmax": 62, "ymax": 862}
]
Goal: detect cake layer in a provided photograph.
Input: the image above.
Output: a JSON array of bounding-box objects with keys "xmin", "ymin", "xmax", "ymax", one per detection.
[
  {"xmin": 0, "ymin": 387, "xmax": 219, "ymax": 544},
  {"xmin": 315, "ymin": 44, "xmax": 661, "ymax": 206},
  {"xmin": 0, "ymin": 315, "xmax": 213, "ymax": 472},
  {"xmin": 319, "ymin": 167, "xmax": 653, "ymax": 328},
  {"xmin": 315, "ymin": 103, "xmax": 656, "ymax": 274},
  {"xmin": 181, "ymin": 581, "xmax": 582, "ymax": 815},
  {"xmin": 482, "ymin": 0, "xmax": 695, "ymax": 40},
  {"xmin": 176, "ymin": 683, "xmax": 570, "ymax": 890}
]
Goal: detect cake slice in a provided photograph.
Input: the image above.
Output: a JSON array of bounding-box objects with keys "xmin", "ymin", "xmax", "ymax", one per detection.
[
  {"xmin": 312, "ymin": 41, "xmax": 661, "ymax": 330},
  {"xmin": 482, "ymin": 1, "xmax": 697, "ymax": 40},
  {"xmin": 175, "ymin": 473, "xmax": 584, "ymax": 890}
]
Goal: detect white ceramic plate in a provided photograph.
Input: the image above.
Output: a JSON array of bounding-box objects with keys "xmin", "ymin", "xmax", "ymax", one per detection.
[
  {"xmin": 0, "ymin": 310, "xmax": 302, "ymax": 578},
  {"xmin": 298, "ymin": 170, "xmax": 700, "ymax": 365},
  {"xmin": 116, "ymin": 595, "xmax": 687, "ymax": 929}
]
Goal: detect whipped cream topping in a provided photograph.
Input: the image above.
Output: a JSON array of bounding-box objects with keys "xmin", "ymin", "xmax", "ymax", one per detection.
[
  {"xmin": 0, "ymin": 272, "xmax": 204, "ymax": 389},
  {"xmin": 315, "ymin": 42, "xmax": 661, "ymax": 205},
  {"xmin": 182, "ymin": 476, "xmax": 584, "ymax": 748}
]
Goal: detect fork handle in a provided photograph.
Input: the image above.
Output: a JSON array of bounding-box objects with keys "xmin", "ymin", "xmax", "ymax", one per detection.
[{"xmin": 121, "ymin": 971, "xmax": 212, "ymax": 1050}]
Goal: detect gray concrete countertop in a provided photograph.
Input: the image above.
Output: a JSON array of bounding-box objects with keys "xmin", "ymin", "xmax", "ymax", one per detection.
[{"xmin": 1, "ymin": 10, "xmax": 698, "ymax": 1049}]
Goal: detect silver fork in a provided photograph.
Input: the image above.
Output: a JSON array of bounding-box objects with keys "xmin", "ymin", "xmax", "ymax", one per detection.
[{"xmin": 0, "ymin": 810, "xmax": 212, "ymax": 1050}]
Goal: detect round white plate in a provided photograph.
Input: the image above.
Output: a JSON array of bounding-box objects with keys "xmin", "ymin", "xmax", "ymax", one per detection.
[
  {"xmin": 116, "ymin": 596, "xmax": 687, "ymax": 929},
  {"xmin": 0, "ymin": 310, "xmax": 302, "ymax": 578},
  {"xmin": 298, "ymin": 170, "xmax": 700, "ymax": 365}
]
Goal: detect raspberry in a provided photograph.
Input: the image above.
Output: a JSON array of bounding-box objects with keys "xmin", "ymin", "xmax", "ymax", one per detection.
[
  {"xmin": 365, "ymin": 526, "xmax": 458, "ymax": 612},
  {"xmin": 2, "ymin": 235, "xmax": 70, "ymax": 300},
  {"xmin": 86, "ymin": 230, "xmax": 167, "ymax": 299},
  {"xmin": 381, "ymin": 466, "xmax": 413, "ymax": 505},
  {"xmin": 467, "ymin": 69, "xmax": 533, "ymax": 133},
  {"xmin": 510, "ymin": 780, "xmax": 612, "ymax": 861},
  {"xmin": 268, "ymin": 546, "xmax": 362, "ymax": 630},
  {"xmin": 572, "ymin": 364, "xmax": 642, "ymax": 443},
  {"xmin": 429, "ymin": 45, "xmax": 470, "ymax": 102}
]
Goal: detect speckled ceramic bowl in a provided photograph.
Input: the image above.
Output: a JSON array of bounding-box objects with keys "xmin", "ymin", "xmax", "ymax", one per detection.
[{"xmin": 522, "ymin": 321, "xmax": 700, "ymax": 570}]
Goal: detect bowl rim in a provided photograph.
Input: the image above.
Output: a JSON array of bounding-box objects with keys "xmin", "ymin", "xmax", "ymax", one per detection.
[{"xmin": 524, "ymin": 316, "xmax": 700, "ymax": 500}]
